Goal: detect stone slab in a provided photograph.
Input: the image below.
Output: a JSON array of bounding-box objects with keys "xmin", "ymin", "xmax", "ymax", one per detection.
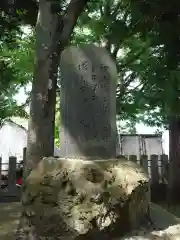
[{"xmin": 60, "ymin": 45, "xmax": 117, "ymax": 159}]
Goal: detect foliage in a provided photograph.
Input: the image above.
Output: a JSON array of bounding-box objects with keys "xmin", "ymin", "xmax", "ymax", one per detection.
[
  {"xmin": 2, "ymin": 0, "xmax": 180, "ymax": 206},
  {"xmin": 0, "ymin": 25, "xmax": 34, "ymax": 121},
  {"xmin": 2, "ymin": 0, "xmax": 180, "ymax": 132},
  {"xmin": 72, "ymin": 1, "xmax": 157, "ymax": 129},
  {"xmin": 125, "ymin": 0, "xmax": 180, "ymax": 121},
  {"xmin": 0, "ymin": 0, "xmax": 38, "ymax": 27},
  {"xmin": 73, "ymin": 0, "xmax": 180, "ymax": 130},
  {"xmin": 0, "ymin": 0, "xmax": 36, "ymax": 120}
]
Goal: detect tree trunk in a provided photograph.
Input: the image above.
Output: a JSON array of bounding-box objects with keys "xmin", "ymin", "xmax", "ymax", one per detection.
[
  {"xmin": 25, "ymin": 0, "xmax": 61, "ymax": 176},
  {"xmin": 25, "ymin": 0, "xmax": 89, "ymax": 175},
  {"xmin": 167, "ymin": 116, "xmax": 180, "ymax": 204},
  {"xmin": 16, "ymin": 0, "xmax": 89, "ymax": 239}
]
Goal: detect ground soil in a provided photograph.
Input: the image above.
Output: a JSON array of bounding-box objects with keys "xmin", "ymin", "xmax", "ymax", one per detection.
[
  {"xmin": 121, "ymin": 203, "xmax": 180, "ymax": 239},
  {"xmin": 0, "ymin": 202, "xmax": 180, "ymax": 239},
  {"xmin": 0, "ymin": 202, "xmax": 21, "ymax": 240}
]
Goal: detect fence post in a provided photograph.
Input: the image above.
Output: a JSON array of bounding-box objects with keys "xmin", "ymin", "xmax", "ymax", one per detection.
[
  {"xmin": 23, "ymin": 147, "xmax": 27, "ymax": 163},
  {"xmin": 116, "ymin": 155, "xmax": 127, "ymax": 160},
  {"xmin": 160, "ymin": 154, "xmax": 169, "ymax": 184},
  {"xmin": 8, "ymin": 156, "xmax": 17, "ymax": 195},
  {"xmin": 150, "ymin": 154, "xmax": 159, "ymax": 185},
  {"xmin": 140, "ymin": 155, "xmax": 148, "ymax": 174},
  {"xmin": 129, "ymin": 155, "xmax": 137, "ymax": 164}
]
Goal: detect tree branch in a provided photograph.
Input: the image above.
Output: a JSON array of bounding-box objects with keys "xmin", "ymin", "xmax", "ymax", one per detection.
[
  {"xmin": 112, "ymin": 2, "xmax": 121, "ymax": 18},
  {"xmin": 116, "ymin": 72, "xmax": 137, "ymax": 99},
  {"xmin": 20, "ymin": 96, "xmax": 31, "ymax": 108},
  {"xmin": 100, "ymin": 5, "xmax": 104, "ymax": 16},
  {"xmin": 105, "ymin": 39, "xmax": 111, "ymax": 53},
  {"xmin": 60, "ymin": 0, "xmax": 89, "ymax": 47},
  {"xmin": 118, "ymin": 49, "xmax": 146, "ymax": 70},
  {"xmin": 112, "ymin": 43, "xmax": 120, "ymax": 59},
  {"xmin": 123, "ymin": 72, "xmax": 137, "ymax": 88},
  {"xmin": 124, "ymin": 82, "xmax": 145, "ymax": 95},
  {"xmin": 104, "ymin": 0, "xmax": 111, "ymax": 17}
]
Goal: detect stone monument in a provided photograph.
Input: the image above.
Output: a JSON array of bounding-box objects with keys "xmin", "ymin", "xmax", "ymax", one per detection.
[
  {"xmin": 21, "ymin": 45, "xmax": 150, "ymax": 239},
  {"xmin": 60, "ymin": 45, "xmax": 117, "ymax": 158}
]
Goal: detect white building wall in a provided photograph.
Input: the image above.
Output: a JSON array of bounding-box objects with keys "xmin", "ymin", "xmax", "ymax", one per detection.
[
  {"xmin": 0, "ymin": 122, "xmax": 27, "ymax": 170},
  {"xmin": 116, "ymin": 134, "xmax": 163, "ymax": 158},
  {"xmin": 0, "ymin": 121, "xmax": 61, "ymax": 171},
  {"xmin": 120, "ymin": 136, "xmax": 140, "ymax": 159},
  {"xmin": 144, "ymin": 137, "xmax": 163, "ymax": 156}
]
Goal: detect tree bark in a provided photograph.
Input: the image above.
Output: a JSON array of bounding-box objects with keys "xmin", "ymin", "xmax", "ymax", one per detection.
[
  {"xmin": 16, "ymin": 0, "xmax": 89, "ymax": 239},
  {"xmin": 26, "ymin": 0, "xmax": 89, "ymax": 176},
  {"xmin": 25, "ymin": 0, "xmax": 61, "ymax": 176},
  {"xmin": 167, "ymin": 116, "xmax": 180, "ymax": 204}
]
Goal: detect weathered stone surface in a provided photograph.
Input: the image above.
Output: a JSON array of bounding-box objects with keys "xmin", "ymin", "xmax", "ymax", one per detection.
[
  {"xmin": 60, "ymin": 45, "xmax": 117, "ymax": 159},
  {"xmin": 22, "ymin": 157, "xmax": 150, "ymax": 239}
]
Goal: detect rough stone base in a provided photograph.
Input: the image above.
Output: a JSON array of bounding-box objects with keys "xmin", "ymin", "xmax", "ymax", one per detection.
[{"xmin": 21, "ymin": 157, "xmax": 150, "ymax": 239}]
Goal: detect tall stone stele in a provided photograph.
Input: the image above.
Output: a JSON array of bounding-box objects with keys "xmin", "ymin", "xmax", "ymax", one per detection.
[
  {"xmin": 22, "ymin": 45, "xmax": 150, "ymax": 239},
  {"xmin": 60, "ymin": 44, "xmax": 117, "ymax": 158}
]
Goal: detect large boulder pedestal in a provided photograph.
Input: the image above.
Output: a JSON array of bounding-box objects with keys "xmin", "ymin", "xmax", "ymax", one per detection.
[{"xmin": 22, "ymin": 158, "xmax": 150, "ymax": 239}]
